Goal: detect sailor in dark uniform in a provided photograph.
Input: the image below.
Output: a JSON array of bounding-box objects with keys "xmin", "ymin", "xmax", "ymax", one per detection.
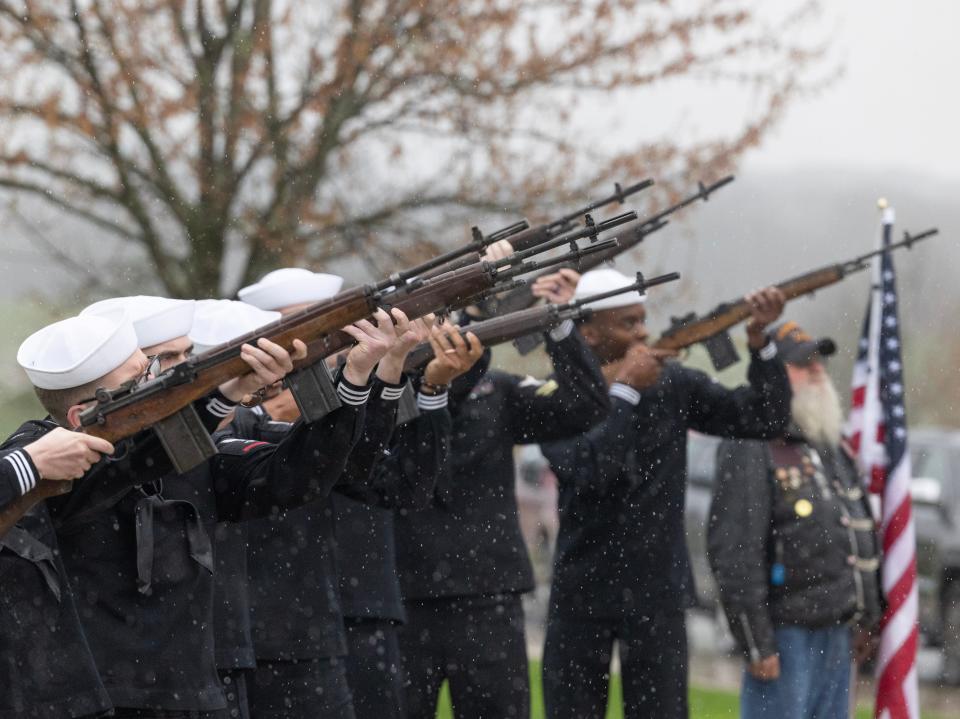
[
  {"xmin": 539, "ymin": 269, "xmax": 790, "ymax": 719},
  {"xmin": 11, "ymin": 296, "xmax": 397, "ymax": 719},
  {"xmin": 187, "ymin": 300, "xmax": 290, "ymax": 719},
  {"xmin": 393, "ymin": 261, "xmax": 610, "ymax": 719},
  {"xmin": 333, "ymin": 321, "xmax": 483, "ymax": 718},
  {"xmin": 1, "ymin": 428, "xmax": 115, "ymax": 719},
  {"xmin": 236, "ymin": 269, "xmax": 438, "ymax": 719}
]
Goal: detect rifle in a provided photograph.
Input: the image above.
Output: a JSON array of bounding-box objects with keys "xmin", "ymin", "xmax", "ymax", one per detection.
[
  {"xmin": 0, "ymin": 214, "xmax": 636, "ymax": 539},
  {"xmin": 654, "ymin": 228, "xmax": 940, "ymax": 369},
  {"xmin": 418, "ymin": 178, "xmax": 654, "ymax": 279},
  {"xmin": 290, "ymin": 210, "xmax": 635, "ymax": 359},
  {"xmin": 402, "ymin": 271, "xmax": 681, "ymax": 372},
  {"xmin": 487, "ymin": 176, "xmax": 735, "ymax": 347}
]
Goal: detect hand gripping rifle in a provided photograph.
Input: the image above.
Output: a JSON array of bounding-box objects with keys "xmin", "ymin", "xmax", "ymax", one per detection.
[
  {"xmin": 654, "ymin": 228, "xmax": 940, "ymax": 369},
  {"xmin": 487, "ymin": 176, "xmax": 735, "ymax": 350},
  {"xmin": 0, "ymin": 213, "xmax": 635, "ymax": 539},
  {"xmin": 401, "ymin": 271, "xmax": 681, "ymax": 372}
]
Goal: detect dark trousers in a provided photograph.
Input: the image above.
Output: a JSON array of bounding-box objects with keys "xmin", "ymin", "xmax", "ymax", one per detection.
[
  {"xmin": 400, "ymin": 594, "xmax": 529, "ymax": 719},
  {"xmin": 247, "ymin": 656, "xmax": 355, "ymax": 719},
  {"xmin": 344, "ymin": 617, "xmax": 405, "ymax": 719},
  {"xmin": 542, "ymin": 609, "xmax": 689, "ymax": 719}
]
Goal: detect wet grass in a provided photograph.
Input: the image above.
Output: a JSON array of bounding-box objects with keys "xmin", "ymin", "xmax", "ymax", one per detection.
[{"xmin": 435, "ymin": 661, "xmax": 945, "ymax": 718}]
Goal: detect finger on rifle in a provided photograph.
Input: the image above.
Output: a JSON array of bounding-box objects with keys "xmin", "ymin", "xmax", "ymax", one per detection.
[
  {"xmin": 557, "ymin": 268, "xmax": 582, "ymax": 285},
  {"xmin": 444, "ymin": 323, "xmax": 468, "ymax": 354},
  {"xmin": 340, "ymin": 324, "xmax": 366, "ymax": 344},
  {"xmin": 372, "ymin": 308, "xmax": 395, "ymax": 335},
  {"xmin": 464, "ymin": 331, "xmax": 484, "ymax": 360},
  {"xmin": 650, "ymin": 349, "xmax": 679, "ymax": 362},
  {"xmin": 389, "ymin": 307, "xmax": 410, "ymax": 332},
  {"xmin": 84, "ymin": 448, "xmax": 102, "ymax": 465},
  {"xmin": 256, "ymin": 337, "xmax": 294, "ymax": 371},
  {"xmin": 428, "ymin": 327, "xmax": 453, "ymax": 359},
  {"xmin": 532, "ymin": 272, "xmax": 563, "ymax": 289},
  {"xmin": 81, "ymin": 435, "xmax": 115, "ymax": 456},
  {"xmin": 354, "ymin": 318, "xmax": 377, "ymax": 335},
  {"xmin": 408, "ymin": 317, "xmax": 431, "ymax": 344},
  {"xmin": 482, "ymin": 239, "xmax": 513, "ymax": 263},
  {"xmin": 240, "ymin": 345, "xmax": 271, "ymax": 376},
  {"xmin": 763, "ymin": 286, "xmax": 782, "ymax": 308},
  {"xmin": 410, "ymin": 318, "xmax": 432, "ymax": 341},
  {"xmin": 290, "ymin": 339, "xmax": 308, "ymax": 361},
  {"xmin": 431, "ymin": 325, "xmax": 457, "ymax": 354},
  {"xmin": 420, "ymin": 313, "xmax": 437, "ymax": 332}
]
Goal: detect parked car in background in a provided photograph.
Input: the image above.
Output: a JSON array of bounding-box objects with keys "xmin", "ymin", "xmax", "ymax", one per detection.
[
  {"xmin": 910, "ymin": 428, "xmax": 960, "ymax": 684},
  {"xmin": 515, "ymin": 444, "xmax": 560, "ymax": 583},
  {"xmin": 685, "ymin": 432, "xmax": 722, "ymax": 610},
  {"xmin": 684, "ymin": 427, "xmax": 960, "ymax": 685}
]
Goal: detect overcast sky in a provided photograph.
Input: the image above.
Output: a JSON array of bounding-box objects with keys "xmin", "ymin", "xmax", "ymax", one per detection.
[{"xmin": 743, "ymin": 0, "xmax": 959, "ymax": 182}]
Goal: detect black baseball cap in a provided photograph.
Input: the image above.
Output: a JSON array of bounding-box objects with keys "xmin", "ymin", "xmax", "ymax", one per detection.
[{"xmin": 771, "ymin": 321, "xmax": 836, "ymax": 365}]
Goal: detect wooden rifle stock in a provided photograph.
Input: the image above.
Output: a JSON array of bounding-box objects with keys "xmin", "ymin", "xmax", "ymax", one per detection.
[
  {"xmin": 295, "ymin": 263, "xmax": 498, "ymax": 366},
  {"xmin": 653, "ymin": 265, "xmax": 847, "ymax": 352},
  {"xmin": 0, "ymin": 481, "xmax": 71, "ymax": 536}
]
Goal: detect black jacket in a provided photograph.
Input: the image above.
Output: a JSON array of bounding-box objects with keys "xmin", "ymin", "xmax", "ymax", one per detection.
[
  {"xmin": 707, "ymin": 431, "xmax": 884, "ymax": 662},
  {"xmin": 0, "ymin": 486, "xmax": 112, "ymax": 719},
  {"xmin": 242, "ymin": 379, "xmax": 405, "ymax": 660},
  {"xmin": 395, "ymin": 327, "xmax": 609, "ymax": 600},
  {"xmin": 214, "ymin": 379, "xmax": 370, "ymax": 669},
  {"xmin": 334, "ymin": 391, "xmax": 452, "ymax": 622},
  {"xmin": 21, "ymin": 380, "xmax": 367, "ymax": 713},
  {"xmin": 542, "ymin": 347, "xmax": 790, "ymax": 619}
]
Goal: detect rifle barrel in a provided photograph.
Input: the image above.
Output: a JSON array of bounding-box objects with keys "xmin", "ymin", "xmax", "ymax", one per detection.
[
  {"xmin": 550, "ymin": 178, "xmax": 654, "ymax": 229},
  {"xmin": 848, "ymin": 227, "xmax": 939, "ymax": 267}
]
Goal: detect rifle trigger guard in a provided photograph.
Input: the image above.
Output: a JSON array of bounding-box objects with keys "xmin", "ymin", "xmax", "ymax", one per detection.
[{"xmin": 105, "ymin": 437, "xmax": 135, "ymax": 463}]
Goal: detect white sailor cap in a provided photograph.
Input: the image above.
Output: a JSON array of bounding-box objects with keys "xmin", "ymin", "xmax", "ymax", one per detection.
[
  {"xmin": 573, "ymin": 268, "xmax": 646, "ymax": 311},
  {"xmin": 81, "ymin": 296, "xmax": 196, "ymax": 349},
  {"xmin": 189, "ymin": 299, "xmax": 281, "ymax": 355},
  {"xmin": 238, "ymin": 268, "xmax": 344, "ymax": 311},
  {"xmin": 17, "ymin": 314, "xmax": 139, "ymax": 390}
]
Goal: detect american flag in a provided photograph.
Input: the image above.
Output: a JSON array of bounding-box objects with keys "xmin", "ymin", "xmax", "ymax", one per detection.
[{"xmin": 845, "ymin": 204, "xmax": 919, "ymax": 719}]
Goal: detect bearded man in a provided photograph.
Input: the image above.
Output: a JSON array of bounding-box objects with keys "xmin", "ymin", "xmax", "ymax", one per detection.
[{"xmin": 708, "ymin": 321, "xmax": 883, "ymax": 719}]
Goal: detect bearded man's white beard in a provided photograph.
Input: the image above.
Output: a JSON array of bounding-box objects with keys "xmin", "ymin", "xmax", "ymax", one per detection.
[{"xmin": 791, "ymin": 376, "xmax": 844, "ymax": 447}]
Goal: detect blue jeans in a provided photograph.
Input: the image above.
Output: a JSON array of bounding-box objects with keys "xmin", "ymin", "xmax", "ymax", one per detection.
[{"xmin": 741, "ymin": 625, "xmax": 851, "ymax": 719}]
